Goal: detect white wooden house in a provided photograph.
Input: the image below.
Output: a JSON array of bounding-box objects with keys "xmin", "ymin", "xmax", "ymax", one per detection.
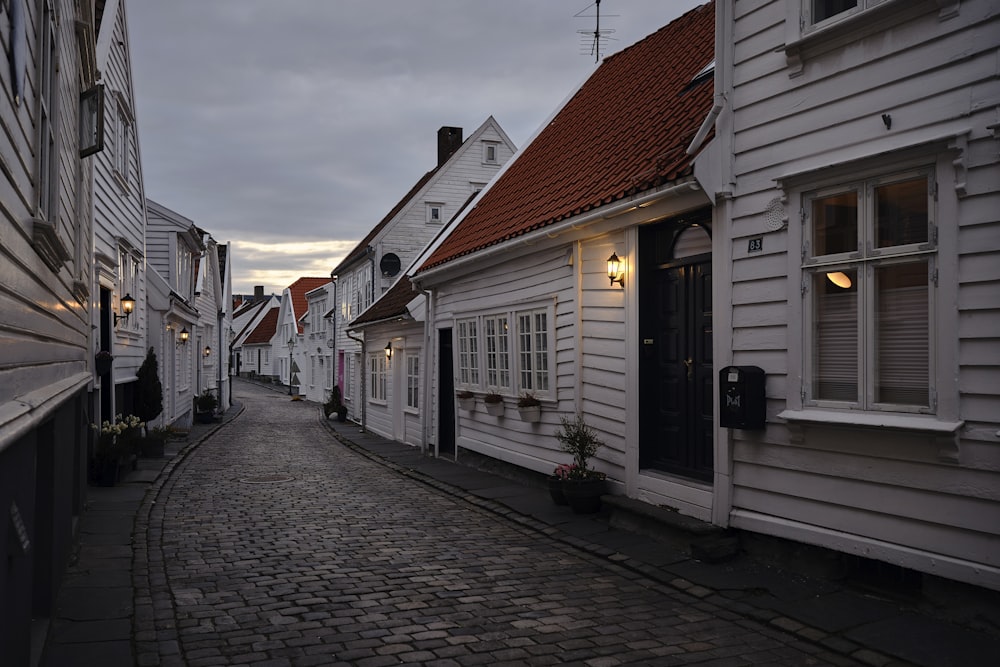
[
  {"xmin": 331, "ymin": 119, "xmax": 515, "ymax": 423},
  {"xmin": 231, "ymin": 288, "xmax": 280, "ymax": 377},
  {"xmin": 410, "ymin": 4, "xmax": 718, "ymax": 503},
  {"xmin": 274, "ymin": 277, "xmax": 329, "ymax": 394},
  {"xmin": 92, "ymin": 0, "xmax": 148, "ymax": 424},
  {"xmin": 242, "ymin": 306, "xmax": 280, "ymax": 380},
  {"xmin": 145, "ymin": 199, "xmax": 204, "ymax": 427},
  {"xmin": 0, "ymin": 0, "xmax": 99, "ymax": 660},
  {"xmin": 301, "ymin": 281, "xmax": 336, "ymax": 404},
  {"xmin": 192, "ymin": 232, "xmax": 232, "ymax": 412},
  {"xmin": 694, "ymin": 0, "xmax": 1000, "ymax": 591}
]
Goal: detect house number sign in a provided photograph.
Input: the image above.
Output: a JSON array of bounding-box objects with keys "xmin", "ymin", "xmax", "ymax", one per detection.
[{"xmin": 748, "ymin": 237, "xmax": 763, "ymax": 253}]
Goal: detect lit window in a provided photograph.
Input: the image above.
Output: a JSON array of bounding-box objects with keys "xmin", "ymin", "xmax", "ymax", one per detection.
[{"xmin": 804, "ymin": 170, "xmax": 934, "ymax": 411}]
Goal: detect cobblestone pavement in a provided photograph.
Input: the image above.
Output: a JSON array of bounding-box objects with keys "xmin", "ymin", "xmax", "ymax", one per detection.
[{"xmin": 134, "ymin": 382, "xmax": 861, "ymax": 666}]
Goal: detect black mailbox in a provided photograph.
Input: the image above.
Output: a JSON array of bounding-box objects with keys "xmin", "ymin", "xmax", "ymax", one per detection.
[{"xmin": 719, "ymin": 366, "xmax": 766, "ymax": 429}]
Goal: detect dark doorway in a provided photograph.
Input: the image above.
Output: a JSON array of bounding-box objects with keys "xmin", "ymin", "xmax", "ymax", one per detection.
[
  {"xmin": 437, "ymin": 328, "xmax": 455, "ymax": 458},
  {"xmin": 99, "ymin": 287, "xmax": 112, "ymax": 423},
  {"xmin": 639, "ymin": 212, "xmax": 714, "ymax": 482}
]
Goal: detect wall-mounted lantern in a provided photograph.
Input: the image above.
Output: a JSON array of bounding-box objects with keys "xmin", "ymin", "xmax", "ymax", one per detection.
[
  {"xmin": 114, "ymin": 293, "xmax": 135, "ymax": 326},
  {"xmin": 179, "ymin": 327, "xmax": 190, "ymax": 343},
  {"xmin": 607, "ymin": 253, "xmax": 625, "ymax": 287},
  {"xmin": 385, "ymin": 341, "xmax": 393, "ymax": 360},
  {"xmin": 203, "ymin": 346, "xmax": 211, "ymax": 358}
]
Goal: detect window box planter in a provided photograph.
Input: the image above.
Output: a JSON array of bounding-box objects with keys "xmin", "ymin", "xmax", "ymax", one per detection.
[
  {"xmin": 484, "ymin": 392, "xmax": 504, "ymax": 417},
  {"xmin": 456, "ymin": 391, "xmax": 475, "ymax": 411},
  {"xmin": 517, "ymin": 393, "xmax": 541, "ymax": 422}
]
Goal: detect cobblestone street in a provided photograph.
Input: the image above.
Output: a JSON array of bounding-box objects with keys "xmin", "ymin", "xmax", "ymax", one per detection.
[{"xmin": 133, "ymin": 382, "xmax": 858, "ymax": 666}]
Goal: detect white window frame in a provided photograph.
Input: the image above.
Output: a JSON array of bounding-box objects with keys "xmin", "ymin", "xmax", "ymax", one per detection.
[
  {"xmin": 517, "ymin": 309, "xmax": 551, "ymax": 395},
  {"xmin": 368, "ymin": 354, "xmax": 387, "ymax": 404},
  {"xmin": 779, "ymin": 147, "xmax": 965, "ymax": 433},
  {"xmin": 456, "ymin": 318, "xmax": 480, "ymax": 387},
  {"xmin": 406, "ymin": 353, "xmax": 419, "ymax": 411},
  {"xmin": 483, "ymin": 314, "xmax": 511, "ymax": 392},
  {"xmin": 36, "ymin": 0, "xmax": 58, "ymax": 221},
  {"xmin": 113, "ymin": 91, "xmax": 134, "ymax": 191},
  {"xmin": 426, "ymin": 202, "xmax": 443, "ymax": 224},
  {"xmin": 482, "ymin": 141, "xmax": 499, "ymax": 165},
  {"xmin": 117, "ymin": 246, "xmax": 141, "ymax": 335},
  {"xmin": 454, "ymin": 302, "xmax": 555, "ymax": 399}
]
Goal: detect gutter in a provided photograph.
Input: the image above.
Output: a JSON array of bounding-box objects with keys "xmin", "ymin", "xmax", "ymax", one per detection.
[{"xmin": 413, "ymin": 178, "xmax": 699, "ymax": 287}]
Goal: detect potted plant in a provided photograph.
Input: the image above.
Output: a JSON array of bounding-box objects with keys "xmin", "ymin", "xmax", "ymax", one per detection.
[
  {"xmin": 194, "ymin": 389, "xmax": 218, "ymax": 423},
  {"xmin": 324, "ymin": 386, "xmax": 348, "ymax": 422},
  {"xmin": 517, "ymin": 392, "xmax": 542, "ymax": 422},
  {"xmin": 117, "ymin": 413, "xmax": 145, "ymax": 468},
  {"xmin": 553, "ymin": 413, "xmax": 607, "ymax": 513},
  {"xmin": 90, "ymin": 420, "xmax": 128, "ymax": 486},
  {"xmin": 483, "ymin": 391, "xmax": 505, "ymax": 417},
  {"xmin": 94, "ymin": 349, "xmax": 113, "ymax": 375},
  {"xmin": 140, "ymin": 425, "xmax": 170, "ymax": 459},
  {"xmin": 456, "ymin": 390, "xmax": 475, "ymax": 411}
]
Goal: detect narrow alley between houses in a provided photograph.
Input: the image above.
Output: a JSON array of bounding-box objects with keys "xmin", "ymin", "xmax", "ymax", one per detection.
[{"xmin": 118, "ymin": 380, "xmax": 857, "ymax": 666}]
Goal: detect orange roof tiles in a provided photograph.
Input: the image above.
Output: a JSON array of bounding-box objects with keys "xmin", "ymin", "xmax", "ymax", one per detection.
[
  {"xmin": 244, "ymin": 307, "xmax": 279, "ymax": 345},
  {"xmin": 420, "ymin": 2, "xmax": 715, "ymax": 271},
  {"xmin": 286, "ymin": 277, "xmax": 330, "ymax": 333}
]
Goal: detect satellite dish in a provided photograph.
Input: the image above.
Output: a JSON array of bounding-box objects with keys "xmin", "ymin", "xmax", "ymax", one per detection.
[{"xmin": 380, "ymin": 253, "xmax": 401, "ymax": 277}]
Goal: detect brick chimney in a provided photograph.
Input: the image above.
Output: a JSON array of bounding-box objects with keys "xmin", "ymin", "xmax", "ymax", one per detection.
[
  {"xmin": 437, "ymin": 126, "xmax": 463, "ymax": 166},
  {"xmin": 254, "ymin": 285, "xmax": 264, "ymax": 299}
]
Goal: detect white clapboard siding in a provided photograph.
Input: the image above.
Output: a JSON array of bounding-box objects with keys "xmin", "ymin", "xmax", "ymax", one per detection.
[
  {"xmin": 722, "ymin": 0, "xmax": 1000, "ymax": 588},
  {"xmin": 0, "ymin": 0, "xmax": 92, "ymax": 414}
]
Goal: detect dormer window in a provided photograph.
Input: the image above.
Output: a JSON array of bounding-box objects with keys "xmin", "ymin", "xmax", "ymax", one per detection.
[{"xmin": 483, "ymin": 142, "xmax": 498, "ymax": 165}]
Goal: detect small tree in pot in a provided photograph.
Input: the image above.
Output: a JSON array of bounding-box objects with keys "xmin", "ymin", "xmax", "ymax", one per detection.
[{"xmin": 553, "ymin": 413, "xmax": 607, "ymax": 513}]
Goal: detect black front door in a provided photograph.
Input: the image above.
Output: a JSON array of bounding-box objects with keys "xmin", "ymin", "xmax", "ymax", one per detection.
[
  {"xmin": 639, "ymin": 217, "xmax": 714, "ymax": 482},
  {"xmin": 437, "ymin": 328, "xmax": 455, "ymax": 458}
]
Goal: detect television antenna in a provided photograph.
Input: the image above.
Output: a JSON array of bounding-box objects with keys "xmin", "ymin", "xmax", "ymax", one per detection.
[{"xmin": 575, "ymin": 0, "xmax": 617, "ymax": 63}]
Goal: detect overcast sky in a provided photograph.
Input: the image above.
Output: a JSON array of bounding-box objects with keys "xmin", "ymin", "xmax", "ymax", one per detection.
[{"xmin": 128, "ymin": 0, "xmax": 705, "ymax": 296}]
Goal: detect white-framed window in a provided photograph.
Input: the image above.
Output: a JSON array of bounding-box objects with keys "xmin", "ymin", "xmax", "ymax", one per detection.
[
  {"xmin": 801, "ymin": 167, "xmax": 935, "ymax": 413},
  {"xmin": 483, "ymin": 314, "xmax": 511, "ymax": 391},
  {"xmin": 518, "ymin": 309, "xmax": 550, "ymax": 393},
  {"xmin": 368, "ymin": 354, "xmax": 387, "ymax": 403},
  {"xmin": 426, "ymin": 203, "xmax": 443, "ymax": 224},
  {"xmin": 117, "ymin": 247, "xmax": 140, "ymax": 334},
  {"xmin": 482, "ymin": 141, "xmax": 498, "ymax": 165},
  {"xmin": 263, "ymin": 348, "xmax": 269, "ymax": 365},
  {"xmin": 457, "ymin": 318, "xmax": 480, "ymax": 386},
  {"xmin": 406, "ymin": 354, "xmax": 419, "ymax": 410},
  {"xmin": 455, "ymin": 304, "xmax": 554, "ymax": 398},
  {"xmin": 36, "ymin": 0, "xmax": 58, "ymax": 220},
  {"xmin": 113, "ymin": 91, "xmax": 134, "ymax": 189}
]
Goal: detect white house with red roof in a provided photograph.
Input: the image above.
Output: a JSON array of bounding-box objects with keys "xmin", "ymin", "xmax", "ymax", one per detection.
[
  {"xmin": 329, "ymin": 119, "xmax": 515, "ymax": 422},
  {"xmin": 405, "ymin": 4, "xmax": 718, "ymax": 503},
  {"xmin": 276, "ymin": 277, "xmax": 331, "ymax": 393},
  {"xmin": 241, "ymin": 306, "xmax": 280, "ymax": 380}
]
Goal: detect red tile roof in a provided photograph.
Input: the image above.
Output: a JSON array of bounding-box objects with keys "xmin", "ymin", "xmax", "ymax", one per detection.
[
  {"xmin": 286, "ymin": 277, "xmax": 330, "ymax": 333},
  {"xmin": 244, "ymin": 307, "xmax": 279, "ymax": 345},
  {"xmin": 420, "ymin": 2, "xmax": 715, "ymax": 271},
  {"xmin": 350, "ymin": 275, "xmax": 417, "ymax": 327}
]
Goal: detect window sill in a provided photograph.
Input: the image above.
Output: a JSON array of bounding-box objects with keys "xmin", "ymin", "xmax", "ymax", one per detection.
[
  {"xmin": 781, "ymin": 0, "xmax": 942, "ymax": 77},
  {"xmin": 779, "ymin": 408, "xmax": 962, "ymax": 433},
  {"xmin": 778, "ymin": 408, "xmax": 964, "ymax": 461}
]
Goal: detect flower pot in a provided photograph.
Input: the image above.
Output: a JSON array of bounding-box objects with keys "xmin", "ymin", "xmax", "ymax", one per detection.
[
  {"xmin": 458, "ymin": 397, "xmax": 475, "ymax": 411},
  {"xmin": 195, "ymin": 410, "xmax": 215, "ymax": 424},
  {"xmin": 517, "ymin": 406, "xmax": 540, "ymax": 422},
  {"xmin": 95, "ymin": 355, "xmax": 113, "ymax": 375},
  {"xmin": 547, "ymin": 476, "xmax": 567, "ymax": 505},
  {"xmin": 562, "ymin": 478, "xmax": 606, "ymax": 514},
  {"xmin": 139, "ymin": 437, "xmax": 165, "ymax": 459},
  {"xmin": 337, "ymin": 406, "xmax": 348, "ymax": 422},
  {"xmin": 91, "ymin": 458, "xmax": 120, "ymax": 487},
  {"xmin": 485, "ymin": 401, "xmax": 504, "ymax": 417}
]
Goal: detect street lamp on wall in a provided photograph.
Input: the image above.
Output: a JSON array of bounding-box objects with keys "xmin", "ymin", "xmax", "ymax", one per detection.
[
  {"xmin": 114, "ymin": 293, "xmax": 135, "ymax": 326},
  {"xmin": 384, "ymin": 341, "xmax": 392, "ymax": 361},
  {"xmin": 607, "ymin": 252, "xmax": 625, "ymax": 287},
  {"xmin": 203, "ymin": 346, "xmax": 211, "ymax": 358},
  {"xmin": 178, "ymin": 327, "xmax": 190, "ymax": 343}
]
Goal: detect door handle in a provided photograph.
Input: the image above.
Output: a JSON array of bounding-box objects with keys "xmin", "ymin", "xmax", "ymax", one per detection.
[{"xmin": 683, "ymin": 358, "xmax": 693, "ymax": 381}]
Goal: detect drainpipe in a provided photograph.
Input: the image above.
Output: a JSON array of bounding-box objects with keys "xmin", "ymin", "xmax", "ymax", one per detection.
[
  {"xmin": 330, "ymin": 272, "xmax": 338, "ymax": 392},
  {"xmin": 345, "ymin": 329, "xmax": 366, "ymax": 431},
  {"xmin": 367, "ymin": 246, "xmax": 376, "ymax": 309},
  {"xmin": 414, "ymin": 282, "xmax": 434, "ymax": 456}
]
